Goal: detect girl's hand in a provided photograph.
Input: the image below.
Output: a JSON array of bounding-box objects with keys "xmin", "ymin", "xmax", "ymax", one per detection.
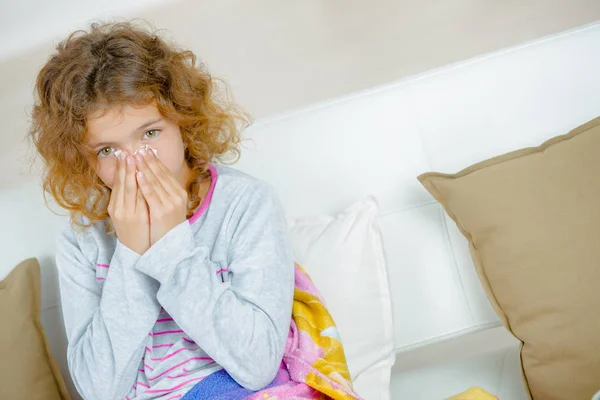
[
  {"xmin": 107, "ymin": 152, "xmax": 151, "ymax": 255},
  {"xmin": 134, "ymin": 148, "xmax": 188, "ymax": 246}
]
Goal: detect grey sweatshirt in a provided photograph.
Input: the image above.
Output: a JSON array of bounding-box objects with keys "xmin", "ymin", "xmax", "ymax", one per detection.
[{"xmin": 56, "ymin": 165, "xmax": 295, "ymax": 400}]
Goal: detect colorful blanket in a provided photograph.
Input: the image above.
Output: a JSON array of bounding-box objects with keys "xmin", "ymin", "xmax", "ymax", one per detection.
[{"xmin": 182, "ymin": 264, "xmax": 362, "ymax": 400}]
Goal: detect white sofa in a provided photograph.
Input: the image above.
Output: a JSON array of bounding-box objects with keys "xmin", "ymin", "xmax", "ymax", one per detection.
[{"xmin": 2, "ymin": 22, "xmax": 599, "ymax": 399}]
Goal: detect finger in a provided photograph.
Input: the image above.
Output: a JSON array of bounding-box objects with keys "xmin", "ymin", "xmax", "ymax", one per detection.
[
  {"xmin": 138, "ymin": 148, "xmax": 182, "ymax": 197},
  {"xmin": 136, "ymin": 170, "xmax": 164, "ymax": 211},
  {"xmin": 114, "ymin": 152, "xmax": 127, "ymax": 208},
  {"xmin": 135, "ymin": 151, "xmax": 170, "ymax": 205},
  {"xmin": 135, "ymin": 186, "xmax": 148, "ymax": 216},
  {"xmin": 135, "ymin": 188, "xmax": 150, "ymax": 248},
  {"xmin": 108, "ymin": 161, "xmax": 119, "ymax": 210},
  {"xmin": 124, "ymin": 153, "xmax": 137, "ymax": 211},
  {"xmin": 148, "ymin": 150, "xmax": 184, "ymax": 193}
]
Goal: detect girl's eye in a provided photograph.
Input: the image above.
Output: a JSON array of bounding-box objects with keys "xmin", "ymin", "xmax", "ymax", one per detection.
[
  {"xmin": 98, "ymin": 147, "xmax": 113, "ymax": 157},
  {"xmin": 144, "ymin": 129, "xmax": 160, "ymax": 139}
]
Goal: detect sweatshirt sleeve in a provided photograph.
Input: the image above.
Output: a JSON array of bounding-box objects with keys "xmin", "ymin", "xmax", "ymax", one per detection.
[
  {"xmin": 134, "ymin": 183, "xmax": 295, "ymax": 391},
  {"xmin": 56, "ymin": 226, "xmax": 162, "ymax": 400}
]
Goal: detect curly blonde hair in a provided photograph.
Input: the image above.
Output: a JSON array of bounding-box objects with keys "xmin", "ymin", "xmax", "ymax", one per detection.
[{"xmin": 29, "ymin": 20, "xmax": 250, "ymax": 230}]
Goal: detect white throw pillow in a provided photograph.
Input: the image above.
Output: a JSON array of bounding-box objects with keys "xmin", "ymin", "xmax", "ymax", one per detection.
[{"xmin": 288, "ymin": 196, "xmax": 395, "ymax": 400}]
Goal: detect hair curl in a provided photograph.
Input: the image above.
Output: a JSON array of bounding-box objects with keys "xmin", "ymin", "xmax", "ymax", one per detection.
[{"xmin": 29, "ymin": 20, "xmax": 250, "ymax": 231}]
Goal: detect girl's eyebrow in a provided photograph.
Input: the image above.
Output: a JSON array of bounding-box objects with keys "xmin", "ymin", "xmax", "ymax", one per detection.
[{"xmin": 89, "ymin": 117, "xmax": 163, "ymax": 148}]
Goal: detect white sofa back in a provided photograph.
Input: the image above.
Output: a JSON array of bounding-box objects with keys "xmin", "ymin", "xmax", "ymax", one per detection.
[
  {"xmin": 236, "ymin": 22, "xmax": 600, "ymax": 352},
  {"xmin": 1, "ymin": 22, "xmax": 599, "ymax": 399}
]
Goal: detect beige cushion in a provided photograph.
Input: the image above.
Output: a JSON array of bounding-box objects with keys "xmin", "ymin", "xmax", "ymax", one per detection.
[
  {"xmin": 419, "ymin": 117, "xmax": 600, "ymax": 400},
  {"xmin": 0, "ymin": 258, "xmax": 70, "ymax": 399}
]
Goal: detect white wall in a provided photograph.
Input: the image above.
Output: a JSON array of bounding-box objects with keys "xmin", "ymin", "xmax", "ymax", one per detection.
[{"xmin": 1, "ymin": 1, "xmax": 599, "ymax": 189}]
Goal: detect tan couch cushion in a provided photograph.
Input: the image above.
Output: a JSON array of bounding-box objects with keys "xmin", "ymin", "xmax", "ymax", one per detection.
[
  {"xmin": 419, "ymin": 117, "xmax": 600, "ymax": 400},
  {"xmin": 0, "ymin": 258, "xmax": 70, "ymax": 399}
]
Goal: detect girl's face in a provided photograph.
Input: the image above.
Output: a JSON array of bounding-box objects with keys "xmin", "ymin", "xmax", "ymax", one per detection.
[{"xmin": 86, "ymin": 103, "xmax": 191, "ymax": 189}]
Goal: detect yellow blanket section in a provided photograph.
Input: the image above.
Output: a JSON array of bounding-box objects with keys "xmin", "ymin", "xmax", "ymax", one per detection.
[
  {"xmin": 289, "ymin": 264, "xmax": 361, "ymax": 399},
  {"xmin": 447, "ymin": 387, "xmax": 498, "ymax": 400}
]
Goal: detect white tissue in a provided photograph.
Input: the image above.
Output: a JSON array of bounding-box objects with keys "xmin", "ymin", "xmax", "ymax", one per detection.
[
  {"xmin": 134, "ymin": 145, "xmax": 158, "ymax": 157},
  {"xmin": 112, "ymin": 145, "xmax": 157, "ymax": 158}
]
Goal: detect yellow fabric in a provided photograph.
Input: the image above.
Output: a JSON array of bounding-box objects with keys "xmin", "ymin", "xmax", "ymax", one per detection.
[
  {"xmin": 289, "ymin": 264, "xmax": 360, "ymax": 399},
  {"xmin": 447, "ymin": 387, "xmax": 498, "ymax": 400}
]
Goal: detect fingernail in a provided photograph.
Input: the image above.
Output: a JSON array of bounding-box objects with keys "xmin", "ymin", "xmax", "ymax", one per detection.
[{"xmin": 126, "ymin": 155, "xmax": 133, "ymax": 165}]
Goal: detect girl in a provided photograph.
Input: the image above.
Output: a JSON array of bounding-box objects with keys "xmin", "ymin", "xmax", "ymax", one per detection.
[{"xmin": 30, "ymin": 21, "xmax": 295, "ymax": 400}]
